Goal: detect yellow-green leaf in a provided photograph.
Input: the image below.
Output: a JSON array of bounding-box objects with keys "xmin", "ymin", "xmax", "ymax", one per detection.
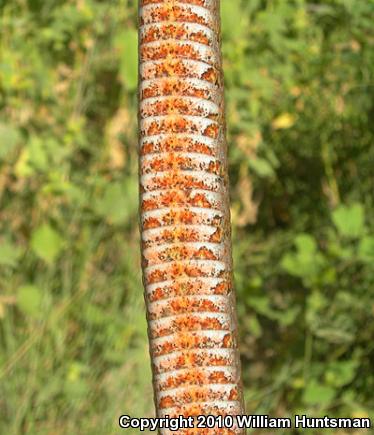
[
  {"xmin": 17, "ymin": 285, "xmax": 43, "ymax": 318},
  {"xmin": 31, "ymin": 224, "xmax": 64, "ymax": 264},
  {"xmin": 116, "ymin": 29, "xmax": 138, "ymax": 91},
  {"xmin": 272, "ymin": 113, "xmax": 295, "ymax": 130}
]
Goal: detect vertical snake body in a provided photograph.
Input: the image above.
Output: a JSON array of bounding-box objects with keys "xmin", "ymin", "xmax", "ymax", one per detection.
[{"xmin": 139, "ymin": 1, "xmax": 244, "ymax": 432}]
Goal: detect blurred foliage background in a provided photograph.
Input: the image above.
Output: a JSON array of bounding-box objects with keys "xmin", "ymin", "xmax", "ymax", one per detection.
[{"xmin": 0, "ymin": 0, "xmax": 373, "ymax": 434}]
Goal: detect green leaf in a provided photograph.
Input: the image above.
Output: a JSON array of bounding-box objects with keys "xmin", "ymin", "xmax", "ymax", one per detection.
[
  {"xmin": 31, "ymin": 224, "xmax": 64, "ymax": 264},
  {"xmin": 247, "ymin": 296, "xmax": 272, "ymax": 317},
  {"xmin": 303, "ymin": 381, "xmax": 336, "ymax": 406},
  {"xmin": 247, "ymin": 296, "xmax": 298, "ymax": 326},
  {"xmin": 64, "ymin": 362, "xmax": 90, "ymax": 400},
  {"xmin": 0, "ymin": 124, "xmax": 21, "ymax": 160},
  {"xmin": 15, "ymin": 136, "xmax": 51, "ymax": 177},
  {"xmin": 358, "ymin": 236, "xmax": 374, "ymax": 262},
  {"xmin": 332, "ymin": 203, "xmax": 365, "ymax": 238},
  {"xmin": 294, "ymin": 233, "xmax": 317, "ymax": 254},
  {"xmin": 281, "ymin": 253, "xmax": 300, "ymax": 276},
  {"xmin": 248, "ymin": 157, "xmax": 274, "ymax": 178},
  {"xmin": 95, "ymin": 179, "xmax": 137, "ymax": 225},
  {"xmin": 29, "ymin": 136, "xmax": 48, "ymax": 170},
  {"xmin": 325, "ymin": 361, "xmax": 357, "ymax": 387},
  {"xmin": 281, "ymin": 234, "xmax": 322, "ymax": 277},
  {"xmin": 248, "ymin": 315, "xmax": 262, "ymax": 338},
  {"xmin": 116, "ymin": 29, "xmax": 138, "ymax": 91},
  {"xmin": 0, "ymin": 240, "xmax": 22, "ymax": 267},
  {"xmin": 17, "ymin": 285, "xmax": 43, "ymax": 317},
  {"xmin": 221, "ymin": 0, "xmax": 246, "ymax": 40},
  {"xmin": 277, "ymin": 306, "xmax": 300, "ymax": 326},
  {"xmin": 308, "ymin": 290, "xmax": 328, "ymax": 311}
]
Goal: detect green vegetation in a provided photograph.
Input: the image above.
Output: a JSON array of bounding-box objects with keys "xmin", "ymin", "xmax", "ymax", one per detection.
[{"xmin": 1, "ymin": 0, "xmax": 373, "ymax": 433}]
